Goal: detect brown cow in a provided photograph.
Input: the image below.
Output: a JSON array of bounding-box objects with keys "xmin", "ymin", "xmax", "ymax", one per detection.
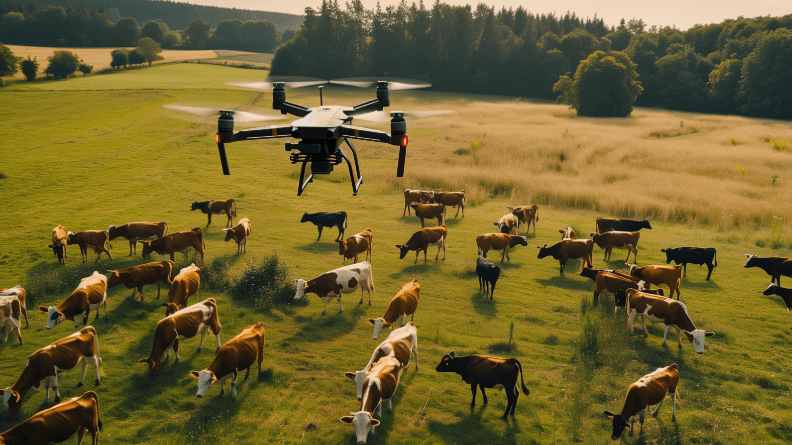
[
  {"xmin": 165, "ymin": 264, "xmax": 201, "ymax": 316},
  {"xmin": 590, "ymin": 231, "xmax": 640, "ymax": 262},
  {"xmin": 49, "ymin": 225, "xmax": 70, "ymax": 264},
  {"xmin": 345, "ymin": 324, "xmax": 418, "ymax": 400},
  {"xmin": 0, "ymin": 391, "xmax": 102, "ymax": 445},
  {"xmin": 39, "ymin": 271, "xmax": 107, "ymax": 330},
  {"xmin": 191, "ymin": 199, "xmax": 237, "ymax": 228},
  {"xmin": 410, "ymin": 203, "xmax": 445, "ymax": 228},
  {"xmin": 403, "ymin": 189, "xmax": 435, "ymax": 216},
  {"xmin": 508, "ymin": 205, "xmax": 538, "ymax": 233},
  {"xmin": 593, "ymin": 271, "xmax": 645, "ymax": 303},
  {"xmin": 338, "ymin": 228, "xmax": 373, "ymax": 264},
  {"xmin": 536, "ymin": 239, "xmax": 594, "ymax": 273},
  {"xmin": 107, "ymin": 260, "xmax": 174, "ymax": 301},
  {"xmin": 628, "ymin": 264, "xmax": 684, "ymax": 300},
  {"xmin": 191, "ymin": 322, "xmax": 265, "ymax": 398},
  {"xmin": 433, "ymin": 191, "xmax": 466, "ymax": 218},
  {"xmin": 222, "ymin": 217, "xmax": 251, "ymax": 254},
  {"xmin": 476, "ymin": 233, "xmax": 528, "ymax": 262},
  {"xmin": 395, "ymin": 226, "xmax": 447, "ymax": 264},
  {"xmin": 67, "ymin": 231, "xmax": 112, "ymax": 263},
  {"xmin": 604, "ymin": 364, "xmax": 679, "ymax": 439},
  {"xmin": 1, "ymin": 286, "xmax": 28, "ymax": 327},
  {"xmin": 340, "ymin": 354, "xmax": 403, "ymax": 444},
  {"xmin": 108, "ymin": 222, "xmax": 169, "ymax": 256},
  {"xmin": 139, "ymin": 227, "xmax": 205, "ymax": 261},
  {"xmin": 494, "ymin": 213, "xmax": 519, "ymax": 235},
  {"xmin": 368, "ymin": 280, "xmax": 420, "ymax": 339},
  {"xmin": 626, "ymin": 290, "xmax": 714, "ymax": 353}
]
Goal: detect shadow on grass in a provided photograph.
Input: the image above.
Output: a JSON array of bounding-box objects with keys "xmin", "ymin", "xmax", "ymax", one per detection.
[
  {"xmin": 426, "ymin": 404, "xmax": 523, "ymax": 444},
  {"xmin": 280, "ymin": 303, "xmax": 368, "ymax": 346},
  {"xmin": 294, "ymin": 242, "xmax": 340, "ymax": 254},
  {"xmin": 471, "ymin": 292, "xmax": 498, "ymax": 318},
  {"xmin": 533, "ymin": 276, "xmax": 590, "ymax": 292},
  {"xmin": 682, "ymin": 277, "xmax": 721, "ymax": 289}
]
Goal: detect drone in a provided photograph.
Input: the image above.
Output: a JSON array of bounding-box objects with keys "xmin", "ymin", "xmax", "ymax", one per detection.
[{"xmin": 165, "ymin": 77, "xmax": 450, "ymax": 196}]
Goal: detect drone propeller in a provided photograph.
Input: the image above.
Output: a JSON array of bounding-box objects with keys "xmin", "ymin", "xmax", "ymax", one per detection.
[
  {"xmin": 163, "ymin": 105, "xmax": 285, "ymax": 123},
  {"xmin": 330, "ymin": 77, "xmax": 432, "ymax": 91},
  {"xmin": 352, "ymin": 110, "xmax": 454, "ymax": 123},
  {"xmin": 226, "ymin": 76, "xmax": 328, "ymax": 91}
]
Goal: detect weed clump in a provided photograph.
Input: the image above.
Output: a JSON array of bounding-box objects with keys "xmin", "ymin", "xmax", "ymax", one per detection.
[
  {"xmin": 231, "ymin": 254, "xmax": 303, "ymax": 308},
  {"xmin": 770, "ymin": 139, "xmax": 789, "ymax": 151}
]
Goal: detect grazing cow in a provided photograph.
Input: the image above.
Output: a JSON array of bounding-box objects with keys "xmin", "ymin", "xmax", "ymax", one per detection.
[
  {"xmin": 435, "ymin": 351, "xmax": 530, "ymax": 419},
  {"xmin": 300, "ymin": 211, "xmax": 347, "ymax": 242},
  {"xmin": 494, "ymin": 213, "xmax": 519, "ymax": 235},
  {"xmin": 67, "ymin": 231, "xmax": 112, "ymax": 263},
  {"xmin": 0, "ymin": 294, "xmax": 23, "ymax": 344},
  {"xmin": 345, "ymin": 323, "xmax": 419, "ymax": 400},
  {"xmin": 476, "ymin": 256, "xmax": 501, "ymax": 300},
  {"xmin": 560, "ymin": 227, "xmax": 576, "ymax": 239},
  {"xmin": 626, "ymin": 289, "xmax": 714, "ymax": 352},
  {"xmin": 536, "ymin": 239, "xmax": 594, "ymax": 273},
  {"xmin": 338, "ymin": 228, "xmax": 373, "ymax": 264},
  {"xmin": 191, "ymin": 322, "xmax": 265, "ymax": 398},
  {"xmin": 590, "ymin": 231, "xmax": 640, "ymax": 262},
  {"xmin": 165, "ymin": 264, "xmax": 201, "ymax": 316},
  {"xmin": 0, "ymin": 391, "xmax": 102, "ymax": 445},
  {"xmin": 662, "ymin": 247, "xmax": 717, "ymax": 281},
  {"xmin": 368, "ymin": 280, "xmax": 420, "ymax": 339},
  {"xmin": 592, "ymin": 271, "xmax": 646, "ymax": 303},
  {"xmin": 433, "ymin": 191, "xmax": 466, "ymax": 218},
  {"xmin": 49, "ymin": 225, "xmax": 71, "ymax": 264},
  {"xmin": 223, "ymin": 217, "xmax": 252, "ymax": 254},
  {"xmin": 1, "ymin": 286, "xmax": 28, "ymax": 327},
  {"xmin": 191, "ymin": 199, "xmax": 237, "ymax": 228},
  {"xmin": 476, "ymin": 233, "xmax": 528, "ymax": 263},
  {"xmin": 581, "ymin": 267, "xmax": 637, "ymax": 282},
  {"xmin": 1, "ymin": 327, "xmax": 102, "ymax": 412},
  {"xmin": 627, "ymin": 264, "xmax": 684, "ymax": 300},
  {"xmin": 614, "ymin": 287, "xmax": 664, "ymax": 307},
  {"xmin": 604, "ymin": 364, "xmax": 680, "ymax": 439},
  {"xmin": 294, "ymin": 262, "xmax": 375, "ymax": 314},
  {"xmin": 410, "ymin": 203, "xmax": 445, "ymax": 228},
  {"xmin": 140, "ymin": 227, "xmax": 205, "ymax": 262},
  {"xmin": 744, "ymin": 255, "xmax": 792, "ymax": 286},
  {"xmin": 507, "ymin": 205, "xmax": 538, "ymax": 233},
  {"xmin": 340, "ymin": 354, "xmax": 403, "ymax": 444},
  {"xmin": 108, "ymin": 222, "xmax": 169, "ymax": 256},
  {"xmin": 403, "ymin": 189, "xmax": 435, "ymax": 216},
  {"xmin": 762, "ymin": 284, "xmax": 792, "ymax": 312},
  {"xmin": 107, "ymin": 260, "xmax": 174, "ymax": 301},
  {"xmin": 39, "ymin": 272, "xmax": 107, "ymax": 330},
  {"xmin": 140, "ymin": 298, "xmax": 221, "ymax": 376},
  {"xmin": 395, "ymin": 226, "xmax": 447, "ymax": 264},
  {"xmin": 595, "ymin": 217, "xmax": 652, "ymax": 234}
]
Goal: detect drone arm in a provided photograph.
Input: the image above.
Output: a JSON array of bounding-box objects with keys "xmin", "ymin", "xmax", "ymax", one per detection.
[
  {"xmin": 339, "ymin": 125, "xmax": 392, "ymax": 143},
  {"xmin": 231, "ymin": 125, "xmax": 294, "ymax": 142},
  {"xmin": 274, "ymin": 101, "xmax": 312, "ymax": 118}
]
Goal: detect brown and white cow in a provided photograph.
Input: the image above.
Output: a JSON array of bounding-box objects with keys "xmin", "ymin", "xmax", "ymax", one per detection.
[
  {"xmin": 340, "ymin": 354, "xmax": 403, "ymax": 444},
  {"xmin": 191, "ymin": 199, "xmax": 237, "ymax": 228},
  {"xmin": 410, "ymin": 203, "xmax": 445, "ymax": 228},
  {"xmin": 494, "ymin": 213, "xmax": 519, "ymax": 235},
  {"xmin": 403, "ymin": 189, "xmax": 435, "ymax": 216},
  {"xmin": 49, "ymin": 225, "xmax": 71, "ymax": 264},
  {"xmin": 0, "ymin": 293, "xmax": 23, "ymax": 344},
  {"xmin": 191, "ymin": 322, "xmax": 265, "ymax": 398},
  {"xmin": 0, "ymin": 391, "xmax": 102, "ymax": 445},
  {"xmin": 626, "ymin": 290, "xmax": 714, "ymax": 353},
  {"xmin": 165, "ymin": 264, "xmax": 201, "ymax": 316},
  {"xmin": 536, "ymin": 239, "xmax": 594, "ymax": 273},
  {"xmin": 593, "ymin": 271, "xmax": 645, "ymax": 303},
  {"xmin": 2, "ymin": 327, "xmax": 102, "ymax": 412},
  {"xmin": 604, "ymin": 364, "xmax": 679, "ymax": 439},
  {"xmin": 368, "ymin": 280, "xmax": 420, "ymax": 339},
  {"xmin": 222, "ymin": 217, "xmax": 251, "ymax": 254},
  {"xmin": 508, "ymin": 205, "xmax": 538, "ymax": 233},
  {"xmin": 395, "ymin": 226, "xmax": 447, "ymax": 264},
  {"xmin": 338, "ymin": 229, "xmax": 373, "ymax": 264},
  {"xmin": 67, "ymin": 231, "xmax": 112, "ymax": 263},
  {"xmin": 627, "ymin": 264, "xmax": 683, "ymax": 300},
  {"xmin": 294, "ymin": 262, "xmax": 375, "ymax": 315},
  {"xmin": 1, "ymin": 286, "xmax": 28, "ymax": 329},
  {"xmin": 590, "ymin": 231, "xmax": 640, "ymax": 262},
  {"xmin": 345, "ymin": 323, "xmax": 418, "ymax": 400},
  {"xmin": 39, "ymin": 271, "xmax": 107, "ymax": 330},
  {"xmin": 433, "ymin": 191, "xmax": 466, "ymax": 218},
  {"xmin": 107, "ymin": 260, "xmax": 174, "ymax": 301},
  {"xmin": 476, "ymin": 233, "xmax": 528, "ymax": 263},
  {"xmin": 139, "ymin": 298, "xmax": 221, "ymax": 376},
  {"xmin": 139, "ymin": 227, "xmax": 205, "ymax": 262},
  {"xmin": 559, "ymin": 227, "xmax": 576, "ymax": 239},
  {"xmin": 108, "ymin": 221, "xmax": 169, "ymax": 256}
]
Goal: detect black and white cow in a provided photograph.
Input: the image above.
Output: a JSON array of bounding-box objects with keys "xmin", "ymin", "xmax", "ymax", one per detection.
[
  {"xmin": 300, "ymin": 212, "xmax": 348, "ymax": 242},
  {"xmin": 661, "ymin": 247, "xmax": 717, "ymax": 280}
]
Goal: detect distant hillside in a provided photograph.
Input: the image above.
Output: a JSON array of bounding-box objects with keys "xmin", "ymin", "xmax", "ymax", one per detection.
[{"xmin": 0, "ymin": 0, "xmax": 304, "ymax": 30}]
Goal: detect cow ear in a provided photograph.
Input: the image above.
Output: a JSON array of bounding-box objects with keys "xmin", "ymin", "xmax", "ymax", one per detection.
[
  {"xmin": 211, "ymin": 375, "xmax": 218, "ymax": 383},
  {"xmin": 604, "ymin": 411, "xmax": 616, "ymax": 419},
  {"xmin": 340, "ymin": 416, "xmax": 354, "ymax": 424},
  {"xmin": 370, "ymin": 419, "xmax": 381, "ymax": 427},
  {"xmin": 344, "ymin": 372, "xmax": 356, "ymax": 380},
  {"xmin": 190, "ymin": 371, "xmax": 200, "ymax": 379},
  {"xmin": 705, "ymin": 331, "xmax": 715, "ymax": 337},
  {"xmin": 450, "ymin": 350, "xmax": 455, "ymax": 357},
  {"xmin": 367, "ymin": 318, "xmax": 376, "ymax": 326},
  {"xmin": 558, "ymin": 229, "xmax": 564, "ymax": 234},
  {"xmin": 39, "ymin": 306, "xmax": 48, "ymax": 312},
  {"xmin": 661, "ymin": 249, "xmax": 666, "ymax": 252}
]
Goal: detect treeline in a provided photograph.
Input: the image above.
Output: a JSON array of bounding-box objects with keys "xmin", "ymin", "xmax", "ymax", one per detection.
[{"xmin": 272, "ymin": 1, "xmax": 792, "ymax": 119}]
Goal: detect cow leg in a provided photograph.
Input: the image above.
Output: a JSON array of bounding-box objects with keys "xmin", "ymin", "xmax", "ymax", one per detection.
[
  {"xmin": 157, "ymin": 281, "xmax": 161, "ymax": 300},
  {"xmin": 502, "ymin": 390, "xmax": 514, "ymax": 419},
  {"xmin": 104, "ymin": 300, "xmax": 108, "ymax": 321},
  {"xmin": 316, "ymin": 226, "xmax": 323, "ymax": 242},
  {"xmin": 628, "ymin": 309, "xmax": 637, "ymax": 333},
  {"xmin": 215, "ymin": 330, "xmax": 222, "ymax": 352},
  {"xmin": 173, "ymin": 337, "xmax": 180, "ymax": 362},
  {"xmin": 52, "ymin": 376, "xmax": 60, "ymax": 403},
  {"xmin": 207, "ymin": 213, "xmax": 212, "ymax": 227},
  {"xmin": 559, "ymin": 260, "xmax": 565, "ymax": 274},
  {"xmin": 479, "ymin": 385, "xmax": 488, "ymax": 405},
  {"xmin": 641, "ymin": 316, "xmax": 649, "ymax": 336},
  {"xmin": 77, "ymin": 427, "xmax": 87, "ymax": 445},
  {"xmin": 672, "ymin": 391, "xmax": 677, "ymax": 422},
  {"xmin": 22, "ymin": 306, "xmax": 29, "ymax": 327},
  {"xmin": 436, "ymin": 242, "xmax": 442, "ymax": 260},
  {"xmin": 706, "ymin": 263, "xmax": 713, "ymax": 281},
  {"xmin": 651, "ymin": 395, "xmax": 666, "ymax": 417},
  {"xmin": 470, "ymin": 382, "xmax": 477, "ymax": 406},
  {"xmin": 420, "ymin": 217, "xmax": 425, "ymax": 228},
  {"xmin": 227, "ymin": 213, "xmax": 232, "ymax": 228},
  {"xmin": 138, "ymin": 286, "xmax": 144, "ymax": 302},
  {"xmin": 197, "ymin": 325, "xmax": 209, "ymax": 352},
  {"xmin": 501, "ymin": 249, "xmax": 507, "ymax": 263},
  {"xmin": 338, "ymin": 296, "xmax": 344, "ymax": 313},
  {"xmin": 231, "ymin": 372, "xmax": 239, "ymax": 398},
  {"xmin": 91, "ymin": 355, "xmax": 101, "ymax": 386},
  {"xmin": 44, "ymin": 379, "xmax": 51, "ymax": 404},
  {"xmin": 676, "ymin": 327, "xmax": 683, "ymax": 347},
  {"xmin": 129, "ymin": 240, "xmax": 134, "ymax": 256},
  {"xmin": 510, "ymin": 388, "xmax": 519, "ymax": 416},
  {"xmin": 662, "ymin": 325, "xmax": 671, "ymax": 347},
  {"xmin": 424, "ymin": 248, "xmax": 428, "ymax": 264},
  {"xmin": 490, "ymin": 281, "xmax": 496, "ymax": 300},
  {"xmin": 14, "ymin": 319, "xmax": 21, "ymax": 344},
  {"xmin": 78, "ymin": 356, "xmax": 88, "ymax": 386},
  {"xmin": 244, "ymin": 366, "xmax": 250, "ymax": 380},
  {"xmin": 321, "ymin": 299, "xmax": 329, "ymax": 315}
]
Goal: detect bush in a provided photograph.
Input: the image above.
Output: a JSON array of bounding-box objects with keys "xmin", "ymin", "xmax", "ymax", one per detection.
[
  {"xmin": 45, "ymin": 50, "xmax": 79, "ymax": 79},
  {"xmin": 771, "ymin": 139, "xmax": 789, "ymax": 152},
  {"xmin": 20, "ymin": 56, "xmax": 38, "ymax": 81},
  {"xmin": 128, "ymin": 49, "xmax": 146, "ymax": 66},
  {"xmin": 231, "ymin": 254, "xmax": 303, "ymax": 309},
  {"xmin": 0, "ymin": 42, "xmax": 19, "ymax": 85},
  {"xmin": 110, "ymin": 49, "xmax": 128, "ymax": 69},
  {"xmin": 136, "ymin": 37, "xmax": 163, "ymax": 65},
  {"xmin": 78, "ymin": 61, "xmax": 93, "ymax": 76}
]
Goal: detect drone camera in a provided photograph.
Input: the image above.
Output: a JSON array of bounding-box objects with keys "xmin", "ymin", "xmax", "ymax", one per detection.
[{"xmin": 311, "ymin": 162, "xmax": 334, "ymax": 175}]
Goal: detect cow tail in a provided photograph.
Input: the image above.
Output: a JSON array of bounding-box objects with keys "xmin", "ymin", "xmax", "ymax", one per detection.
[
  {"xmin": 163, "ymin": 222, "xmax": 169, "ymax": 237},
  {"xmin": 713, "ymin": 250, "xmax": 717, "ymax": 267},
  {"xmin": 675, "ymin": 388, "xmax": 682, "ymax": 403},
  {"xmin": 98, "ymin": 418, "xmax": 103, "ymax": 431},
  {"xmin": 534, "ymin": 208, "xmax": 538, "ymax": 222},
  {"xmin": 343, "ymin": 211, "xmax": 348, "ymax": 229},
  {"xmin": 105, "ymin": 233, "xmax": 112, "ymax": 250},
  {"xmin": 513, "ymin": 359, "xmax": 530, "ymax": 395},
  {"xmin": 232, "ymin": 200, "xmax": 237, "ymax": 217}
]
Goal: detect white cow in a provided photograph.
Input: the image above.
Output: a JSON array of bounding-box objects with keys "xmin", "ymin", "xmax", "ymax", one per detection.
[
  {"xmin": 345, "ymin": 323, "xmax": 418, "ymax": 400},
  {"xmin": 294, "ymin": 261, "xmax": 375, "ymax": 315}
]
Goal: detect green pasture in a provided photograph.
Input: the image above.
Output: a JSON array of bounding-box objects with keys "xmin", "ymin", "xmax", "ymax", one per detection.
[{"xmin": 1, "ymin": 63, "xmax": 791, "ymax": 444}]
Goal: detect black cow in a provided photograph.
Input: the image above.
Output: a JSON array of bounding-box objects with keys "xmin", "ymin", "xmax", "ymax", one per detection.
[
  {"xmin": 300, "ymin": 212, "xmax": 347, "ymax": 242},
  {"xmin": 614, "ymin": 288, "xmax": 665, "ymax": 307},
  {"xmin": 661, "ymin": 247, "xmax": 717, "ymax": 280},
  {"xmin": 762, "ymin": 284, "xmax": 792, "ymax": 311},
  {"xmin": 744, "ymin": 255, "xmax": 792, "ymax": 286},
  {"xmin": 476, "ymin": 256, "xmax": 500, "ymax": 300},
  {"xmin": 596, "ymin": 217, "xmax": 652, "ymax": 233}
]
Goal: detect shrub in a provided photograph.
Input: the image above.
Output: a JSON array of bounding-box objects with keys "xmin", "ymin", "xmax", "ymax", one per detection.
[
  {"xmin": 128, "ymin": 49, "xmax": 146, "ymax": 66},
  {"xmin": 136, "ymin": 37, "xmax": 164, "ymax": 65},
  {"xmin": 78, "ymin": 61, "xmax": 93, "ymax": 76},
  {"xmin": 770, "ymin": 139, "xmax": 789, "ymax": 151},
  {"xmin": 110, "ymin": 49, "xmax": 128, "ymax": 69},
  {"xmin": 20, "ymin": 56, "xmax": 38, "ymax": 81},
  {"xmin": 729, "ymin": 137, "xmax": 740, "ymax": 145},
  {"xmin": 231, "ymin": 254, "xmax": 303, "ymax": 308},
  {"xmin": 469, "ymin": 140, "xmax": 481, "ymax": 151},
  {"xmin": 0, "ymin": 42, "xmax": 18, "ymax": 86},
  {"xmin": 45, "ymin": 50, "xmax": 79, "ymax": 79}
]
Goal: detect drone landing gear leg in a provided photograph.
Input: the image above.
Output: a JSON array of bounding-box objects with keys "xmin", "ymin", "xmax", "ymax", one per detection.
[
  {"xmin": 297, "ymin": 159, "xmax": 314, "ymax": 196},
  {"xmin": 340, "ymin": 139, "xmax": 363, "ymax": 196}
]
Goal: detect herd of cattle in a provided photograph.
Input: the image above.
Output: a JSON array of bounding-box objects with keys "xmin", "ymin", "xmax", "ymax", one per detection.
[{"xmin": 1, "ymin": 189, "xmax": 792, "ymax": 443}]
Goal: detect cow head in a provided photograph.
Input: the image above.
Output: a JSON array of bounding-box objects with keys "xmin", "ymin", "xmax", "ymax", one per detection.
[
  {"xmin": 106, "ymin": 270, "xmax": 122, "ymax": 288},
  {"xmin": 107, "ymin": 225, "xmax": 118, "ymax": 240},
  {"xmin": 614, "ymin": 290, "xmax": 628, "ymax": 308},
  {"xmin": 163, "ymin": 302, "xmax": 180, "ymax": 317},
  {"xmin": 367, "ymin": 318, "xmax": 391, "ymax": 340},
  {"xmin": 580, "ymin": 267, "xmax": 601, "ymax": 281},
  {"xmin": 762, "ymin": 284, "xmax": 792, "ymax": 311},
  {"xmin": 744, "ymin": 254, "xmax": 759, "ymax": 267},
  {"xmin": 344, "ymin": 371, "xmax": 368, "ymax": 400},
  {"xmin": 589, "ymin": 232, "xmax": 605, "ymax": 247},
  {"xmin": 190, "ymin": 201, "xmax": 201, "ymax": 211},
  {"xmin": 293, "ymin": 279, "xmax": 308, "ymax": 300},
  {"xmin": 299, "ymin": 213, "xmax": 310, "ymax": 223},
  {"xmin": 560, "ymin": 227, "xmax": 576, "ymax": 239},
  {"xmin": 39, "ymin": 306, "xmax": 64, "ymax": 330},
  {"xmin": 190, "ymin": 370, "xmax": 217, "ymax": 397},
  {"xmin": 517, "ymin": 236, "xmax": 528, "ymax": 247},
  {"xmin": 66, "ymin": 232, "xmax": 77, "ymax": 245},
  {"xmin": 683, "ymin": 330, "xmax": 715, "ymax": 354},
  {"xmin": 604, "ymin": 411, "xmax": 630, "ymax": 439},
  {"xmin": 139, "ymin": 240, "xmax": 153, "ymax": 258},
  {"xmin": 337, "ymin": 240, "xmax": 348, "ymax": 255},
  {"xmin": 222, "ymin": 228, "xmax": 234, "ymax": 242},
  {"xmin": 340, "ymin": 411, "xmax": 380, "ymax": 444},
  {"xmin": 138, "ymin": 357, "xmax": 161, "ymax": 376},
  {"xmin": 395, "ymin": 244, "xmax": 411, "ymax": 259},
  {"xmin": 1, "ymin": 388, "xmax": 21, "ymax": 411},
  {"xmin": 435, "ymin": 350, "xmax": 463, "ymax": 373},
  {"xmin": 661, "ymin": 248, "xmax": 675, "ymax": 264},
  {"xmin": 625, "ymin": 263, "xmax": 638, "ymax": 275},
  {"xmin": 640, "ymin": 220, "xmax": 652, "ymax": 230}
]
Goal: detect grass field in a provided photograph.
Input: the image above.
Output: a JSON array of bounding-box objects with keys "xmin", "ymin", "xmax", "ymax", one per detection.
[{"xmin": 1, "ymin": 63, "xmax": 792, "ymax": 444}]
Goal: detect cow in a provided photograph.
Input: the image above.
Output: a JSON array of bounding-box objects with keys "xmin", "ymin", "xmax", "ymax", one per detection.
[
  {"xmin": 507, "ymin": 205, "xmax": 538, "ymax": 233},
  {"xmin": 300, "ymin": 211, "xmax": 348, "ymax": 242},
  {"xmin": 580, "ymin": 267, "xmax": 643, "ymax": 283},
  {"xmin": 1, "ymin": 327, "xmax": 102, "ymax": 412},
  {"xmin": 476, "ymin": 256, "xmax": 501, "ymax": 300},
  {"xmin": 395, "ymin": 226, "xmax": 447, "ymax": 264},
  {"xmin": 410, "ymin": 203, "xmax": 445, "ymax": 228},
  {"xmin": 191, "ymin": 199, "xmax": 237, "ymax": 228},
  {"xmin": 67, "ymin": 231, "xmax": 112, "ymax": 263},
  {"xmin": 476, "ymin": 233, "xmax": 528, "ymax": 263},
  {"xmin": 592, "ymin": 271, "xmax": 645, "ymax": 304},
  {"xmin": 139, "ymin": 298, "xmax": 221, "ymax": 376},
  {"xmin": 744, "ymin": 255, "xmax": 792, "ymax": 286},
  {"xmin": 604, "ymin": 364, "xmax": 680, "ymax": 440},
  {"xmin": 340, "ymin": 354, "xmax": 403, "ymax": 444},
  {"xmin": 368, "ymin": 280, "xmax": 420, "ymax": 339},
  {"xmin": 762, "ymin": 284, "xmax": 792, "ymax": 312},
  {"xmin": 403, "ymin": 189, "xmax": 435, "ymax": 216},
  {"xmin": 338, "ymin": 228, "xmax": 373, "ymax": 264},
  {"xmin": 344, "ymin": 323, "xmax": 418, "ymax": 400},
  {"xmin": 590, "ymin": 231, "xmax": 640, "ymax": 262},
  {"xmin": 494, "ymin": 213, "xmax": 519, "ymax": 235},
  {"xmin": 0, "ymin": 294, "xmax": 23, "ymax": 344},
  {"xmin": 0, "ymin": 391, "xmax": 102, "ymax": 445},
  {"xmin": 626, "ymin": 289, "xmax": 714, "ymax": 353},
  {"xmin": 435, "ymin": 351, "xmax": 530, "ymax": 419},
  {"xmin": 294, "ymin": 262, "xmax": 375, "ymax": 315},
  {"xmin": 191, "ymin": 322, "xmax": 265, "ymax": 398},
  {"xmin": 223, "ymin": 217, "xmax": 252, "ymax": 254},
  {"xmin": 108, "ymin": 222, "xmax": 169, "ymax": 256},
  {"xmin": 1, "ymin": 286, "xmax": 28, "ymax": 327},
  {"xmin": 433, "ymin": 191, "xmax": 466, "ymax": 218},
  {"xmin": 627, "ymin": 264, "xmax": 684, "ymax": 300},
  {"xmin": 39, "ymin": 271, "xmax": 107, "ymax": 330},
  {"xmin": 49, "ymin": 225, "xmax": 71, "ymax": 264},
  {"xmin": 536, "ymin": 239, "xmax": 594, "ymax": 273},
  {"xmin": 595, "ymin": 217, "xmax": 652, "ymax": 234},
  {"xmin": 662, "ymin": 247, "xmax": 717, "ymax": 281},
  {"xmin": 139, "ymin": 227, "xmax": 205, "ymax": 262},
  {"xmin": 165, "ymin": 264, "xmax": 201, "ymax": 316},
  {"xmin": 614, "ymin": 287, "xmax": 664, "ymax": 307},
  {"xmin": 107, "ymin": 260, "xmax": 174, "ymax": 301},
  {"xmin": 560, "ymin": 227, "xmax": 576, "ymax": 239}
]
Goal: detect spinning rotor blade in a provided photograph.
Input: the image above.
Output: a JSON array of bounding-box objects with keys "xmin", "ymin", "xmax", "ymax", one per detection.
[
  {"xmin": 226, "ymin": 76, "xmax": 328, "ymax": 91},
  {"xmin": 163, "ymin": 104, "xmax": 285, "ymax": 123},
  {"xmin": 330, "ymin": 77, "xmax": 432, "ymax": 91},
  {"xmin": 352, "ymin": 110, "xmax": 454, "ymax": 123}
]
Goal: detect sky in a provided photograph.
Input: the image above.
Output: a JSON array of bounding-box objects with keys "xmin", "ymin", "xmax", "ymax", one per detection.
[{"xmin": 191, "ymin": 0, "xmax": 790, "ymax": 31}]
